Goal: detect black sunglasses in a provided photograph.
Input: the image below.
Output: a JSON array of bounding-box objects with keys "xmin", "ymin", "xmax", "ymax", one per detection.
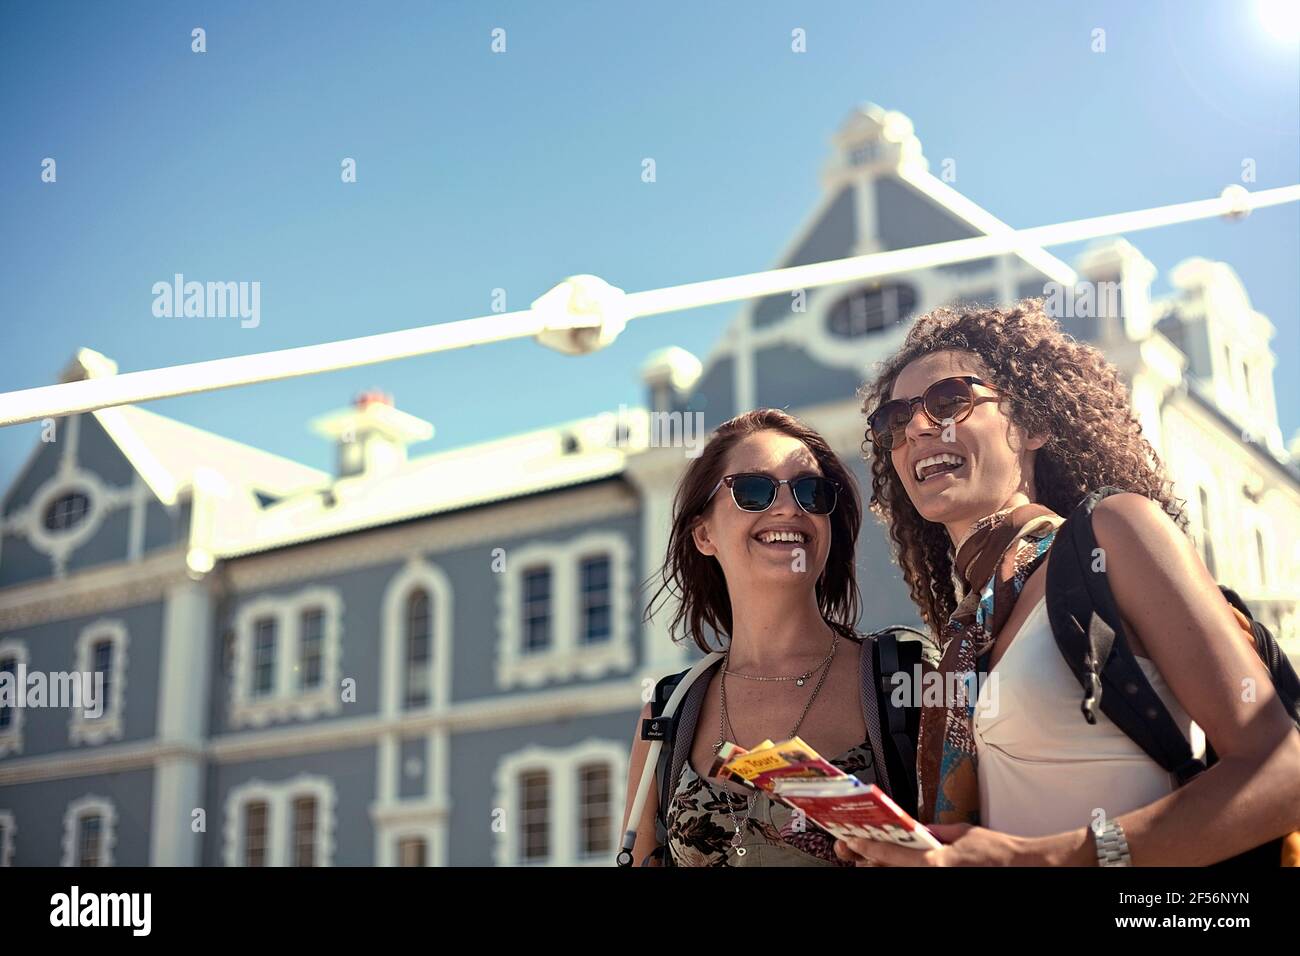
[
  {"xmin": 705, "ymin": 473, "xmax": 840, "ymax": 515},
  {"xmin": 867, "ymin": 376, "xmax": 1000, "ymax": 451}
]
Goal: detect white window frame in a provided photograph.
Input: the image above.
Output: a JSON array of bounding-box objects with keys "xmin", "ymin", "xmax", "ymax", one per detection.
[
  {"xmin": 0, "ymin": 639, "xmax": 30, "ymax": 757},
  {"xmin": 0, "ymin": 809, "xmax": 14, "ymax": 866},
  {"xmin": 223, "ymin": 775, "xmax": 336, "ymax": 867},
  {"xmin": 496, "ymin": 532, "xmax": 633, "ymax": 689},
  {"xmin": 61, "ymin": 795, "xmax": 117, "ymax": 867},
  {"xmin": 492, "ymin": 739, "xmax": 627, "ymax": 867},
  {"xmin": 380, "ymin": 557, "xmax": 454, "ymax": 717},
  {"xmin": 68, "ymin": 619, "xmax": 128, "ymax": 746},
  {"xmin": 25, "ymin": 475, "xmax": 111, "ymax": 560},
  {"xmin": 230, "ymin": 587, "xmax": 344, "ymax": 728}
]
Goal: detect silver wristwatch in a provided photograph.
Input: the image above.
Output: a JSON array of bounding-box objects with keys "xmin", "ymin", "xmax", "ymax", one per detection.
[{"xmin": 1093, "ymin": 819, "xmax": 1132, "ymax": 867}]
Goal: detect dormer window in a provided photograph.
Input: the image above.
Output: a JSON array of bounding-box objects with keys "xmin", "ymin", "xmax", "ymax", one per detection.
[
  {"xmin": 826, "ymin": 284, "xmax": 917, "ymax": 339},
  {"xmin": 43, "ymin": 492, "xmax": 90, "ymax": 532}
]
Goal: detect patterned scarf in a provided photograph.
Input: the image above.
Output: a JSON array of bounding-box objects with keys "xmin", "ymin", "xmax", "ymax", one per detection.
[{"xmin": 916, "ymin": 503, "xmax": 1063, "ymax": 825}]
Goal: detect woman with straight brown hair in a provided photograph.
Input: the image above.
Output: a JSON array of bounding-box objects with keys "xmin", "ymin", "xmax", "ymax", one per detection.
[{"xmin": 619, "ymin": 408, "xmax": 917, "ymax": 866}]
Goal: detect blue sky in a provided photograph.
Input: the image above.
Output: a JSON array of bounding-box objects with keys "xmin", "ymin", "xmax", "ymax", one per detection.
[{"xmin": 2, "ymin": 0, "xmax": 1297, "ymax": 493}]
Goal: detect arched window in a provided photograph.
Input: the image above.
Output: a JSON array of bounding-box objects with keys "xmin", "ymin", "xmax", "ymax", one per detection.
[
  {"xmin": 69, "ymin": 621, "xmax": 128, "ymax": 746},
  {"xmin": 404, "ymin": 589, "xmax": 432, "ymax": 709},
  {"xmin": 381, "ymin": 559, "xmax": 452, "ymax": 716}
]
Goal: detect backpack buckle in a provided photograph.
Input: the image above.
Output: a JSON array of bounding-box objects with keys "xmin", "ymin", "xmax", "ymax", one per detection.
[
  {"xmin": 641, "ymin": 716, "xmax": 675, "ymax": 742},
  {"xmin": 1080, "ymin": 659, "xmax": 1100, "ymax": 725}
]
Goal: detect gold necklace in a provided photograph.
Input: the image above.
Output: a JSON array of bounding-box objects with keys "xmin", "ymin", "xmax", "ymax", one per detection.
[
  {"xmin": 722, "ymin": 637, "xmax": 837, "ymax": 687},
  {"xmin": 713, "ymin": 634, "xmax": 839, "ymax": 858}
]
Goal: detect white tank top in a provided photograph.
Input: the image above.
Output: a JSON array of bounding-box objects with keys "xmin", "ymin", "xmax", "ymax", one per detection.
[{"xmin": 974, "ymin": 597, "xmax": 1206, "ymax": 838}]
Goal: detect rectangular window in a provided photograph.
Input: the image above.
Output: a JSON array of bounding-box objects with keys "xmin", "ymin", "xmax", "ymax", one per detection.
[
  {"xmin": 252, "ymin": 617, "xmax": 277, "ymax": 697},
  {"xmin": 0, "ymin": 656, "xmax": 15, "ymax": 731},
  {"xmin": 578, "ymin": 763, "xmax": 612, "ymax": 856},
  {"xmin": 92, "ymin": 639, "xmax": 113, "ymax": 714},
  {"xmin": 1198, "ymin": 487, "xmax": 1217, "ymax": 578},
  {"xmin": 522, "ymin": 568, "xmax": 552, "ymax": 653},
  {"xmin": 398, "ymin": 836, "xmax": 427, "ymax": 867},
  {"xmin": 243, "ymin": 800, "xmax": 268, "ymax": 867},
  {"xmin": 77, "ymin": 814, "xmax": 102, "ymax": 867},
  {"xmin": 579, "ymin": 556, "xmax": 612, "ymax": 644},
  {"xmin": 299, "ymin": 608, "xmax": 324, "ymax": 691},
  {"xmin": 520, "ymin": 770, "xmax": 549, "ymax": 862},
  {"xmin": 1256, "ymin": 529, "xmax": 1267, "ymax": 587},
  {"xmin": 292, "ymin": 796, "xmax": 317, "ymax": 867}
]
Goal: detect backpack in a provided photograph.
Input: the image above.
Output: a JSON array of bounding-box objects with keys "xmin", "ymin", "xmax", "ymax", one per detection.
[
  {"xmin": 1045, "ymin": 486, "xmax": 1300, "ymax": 867},
  {"xmin": 621, "ymin": 626, "xmax": 930, "ymax": 867}
]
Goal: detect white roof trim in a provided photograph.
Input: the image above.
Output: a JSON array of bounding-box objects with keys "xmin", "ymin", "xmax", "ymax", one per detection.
[
  {"xmin": 895, "ymin": 162, "xmax": 1077, "ymax": 286},
  {"xmin": 92, "ymin": 407, "xmax": 182, "ymax": 505},
  {"xmin": 92, "ymin": 405, "xmax": 329, "ymax": 507},
  {"xmin": 214, "ymin": 449, "xmax": 630, "ymax": 558}
]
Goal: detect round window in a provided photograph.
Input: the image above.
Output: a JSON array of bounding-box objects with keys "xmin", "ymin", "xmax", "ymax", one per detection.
[
  {"xmin": 43, "ymin": 491, "xmax": 91, "ymax": 532},
  {"xmin": 826, "ymin": 284, "xmax": 917, "ymax": 338}
]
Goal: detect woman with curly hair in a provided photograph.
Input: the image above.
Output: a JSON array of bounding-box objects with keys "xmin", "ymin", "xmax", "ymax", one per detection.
[
  {"xmin": 836, "ymin": 299, "xmax": 1300, "ymax": 867},
  {"xmin": 619, "ymin": 409, "xmax": 901, "ymax": 866}
]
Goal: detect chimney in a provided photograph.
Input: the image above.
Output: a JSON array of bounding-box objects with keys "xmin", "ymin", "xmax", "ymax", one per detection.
[{"xmin": 310, "ymin": 390, "xmax": 434, "ymax": 480}]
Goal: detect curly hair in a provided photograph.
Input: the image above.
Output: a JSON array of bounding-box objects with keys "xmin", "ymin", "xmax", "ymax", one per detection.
[
  {"xmin": 643, "ymin": 408, "xmax": 863, "ymax": 653},
  {"xmin": 858, "ymin": 299, "xmax": 1186, "ymax": 635}
]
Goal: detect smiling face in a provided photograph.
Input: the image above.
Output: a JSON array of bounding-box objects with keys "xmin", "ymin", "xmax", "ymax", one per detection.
[
  {"xmin": 691, "ymin": 430, "xmax": 833, "ymax": 589},
  {"xmin": 886, "ymin": 350, "xmax": 1045, "ymax": 539}
]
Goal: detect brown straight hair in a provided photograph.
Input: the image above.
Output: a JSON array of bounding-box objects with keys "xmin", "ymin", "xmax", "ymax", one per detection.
[{"xmin": 643, "ymin": 408, "xmax": 863, "ymax": 654}]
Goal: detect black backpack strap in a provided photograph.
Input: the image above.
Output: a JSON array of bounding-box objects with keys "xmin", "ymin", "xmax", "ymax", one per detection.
[
  {"xmin": 861, "ymin": 626, "xmax": 929, "ymax": 817},
  {"xmin": 1046, "ymin": 487, "xmax": 1206, "ymax": 784},
  {"xmin": 1221, "ymin": 589, "xmax": 1300, "ymax": 727}
]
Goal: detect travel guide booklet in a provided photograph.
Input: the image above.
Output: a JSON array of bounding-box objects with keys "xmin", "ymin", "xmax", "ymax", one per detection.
[{"xmin": 713, "ymin": 735, "xmax": 943, "ymax": 850}]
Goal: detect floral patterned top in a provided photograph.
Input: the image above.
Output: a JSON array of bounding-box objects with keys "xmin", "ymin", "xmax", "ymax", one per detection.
[{"xmin": 665, "ymin": 740, "xmax": 878, "ymax": 867}]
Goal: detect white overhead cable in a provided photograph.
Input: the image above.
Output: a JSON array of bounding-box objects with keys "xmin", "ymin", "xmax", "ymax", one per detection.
[{"xmin": 0, "ymin": 183, "xmax": 1295, "ymax": 429}]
